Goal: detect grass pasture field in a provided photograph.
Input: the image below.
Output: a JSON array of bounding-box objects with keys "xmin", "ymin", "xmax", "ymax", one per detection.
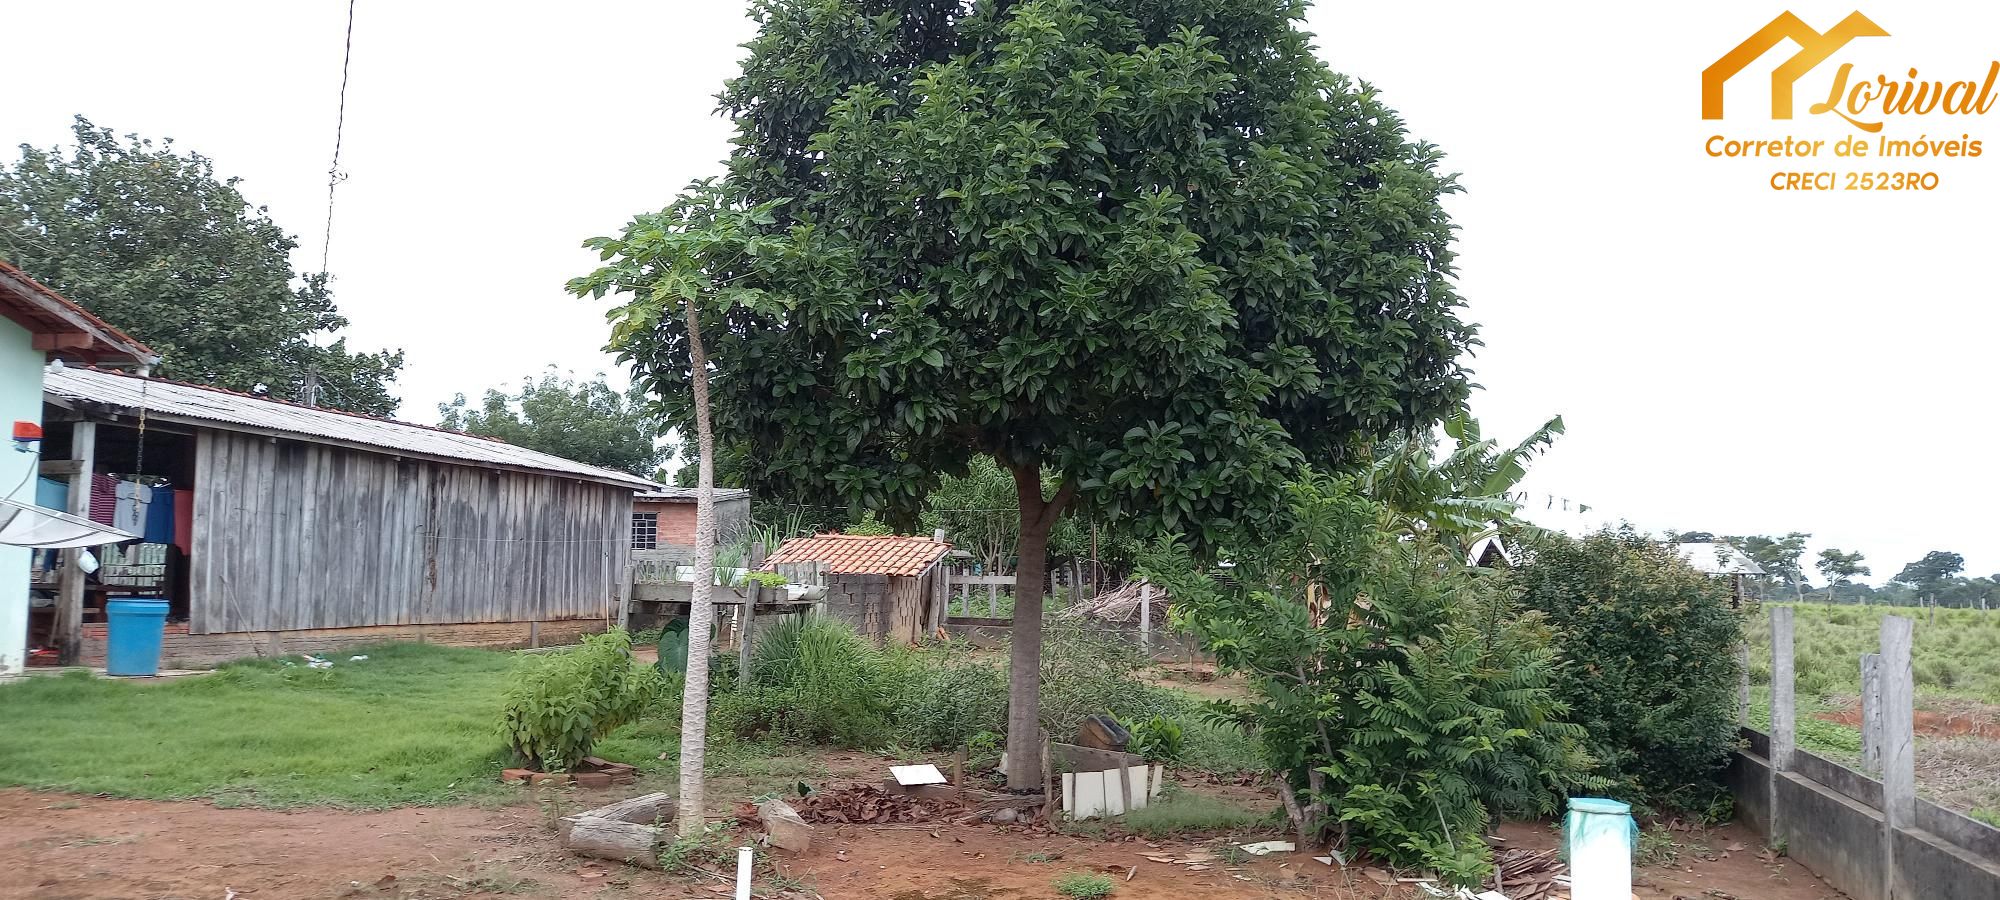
[{"xmin": 1743, "ymin": 601, "xmax": 2000, "ymax": 822}]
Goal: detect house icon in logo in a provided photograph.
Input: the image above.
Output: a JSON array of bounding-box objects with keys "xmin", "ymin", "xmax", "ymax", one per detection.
[{"xmin": 1703, "ymin": 11, "xmax": 1889, "ymax": 119}]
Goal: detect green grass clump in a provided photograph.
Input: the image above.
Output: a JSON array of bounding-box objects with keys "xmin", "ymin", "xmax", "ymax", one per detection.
[
  {"xmin": 0, "ymin": 642, "xmax": 674, "ymax": 808},
  {"xmin": 1054, "ymin": 872, "xmax": 1116, "ymax": 899},
  {"xmin": 1116, "ymin": 788, "xmax": 1266, "ymax": 838}
]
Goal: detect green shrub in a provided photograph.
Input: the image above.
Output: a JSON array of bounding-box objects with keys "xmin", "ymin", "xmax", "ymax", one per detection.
[
  {"xmin": 726, "ymin": 615, "xmax": 891, "ymax": 746},
  {"xmin": 1054, "ymin": 872, "xmax": 1115, "ymax": 899},
  {"xmin": 888, "ymin": 655, "xmax": 1009, "ymax": 750},
  {"xmin": 1514, "ymin": 528, "xmax": 1742, "ymax": 817},
  {"xmin": 1118, "ymin": 714, "xmax": 1185, "ymax": 764},
  {"xmin": 1150, "ymin": 475, "xmax": 1596, "ymax": 886},
  {"xmin": 498, "ymin": 630, "xmax": 663, "ymax": 771},
  {"xmin": 1038, "ymin": 625, "xmax": 1184, "ymax": 737}
]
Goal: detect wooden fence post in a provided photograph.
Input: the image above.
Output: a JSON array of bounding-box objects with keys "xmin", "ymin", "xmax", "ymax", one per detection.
[
  {"xmin": 1138, "ymin": 583, "xmax": 1152, "ymax": 656},
  {"xmin": 1768, "ymin": 605, "xmax": 1795, "ymax": 846},
  {"xmin": 1860, "ymin": 652, "xmax": 1883, "ymax": 774},
  {"xmin": 740, "ymin": 542, "xmax": 765, "ymax": 686},
  {"xmin": 1880, "ymin": 615, "xmax": 1916, "ymax": 900}
]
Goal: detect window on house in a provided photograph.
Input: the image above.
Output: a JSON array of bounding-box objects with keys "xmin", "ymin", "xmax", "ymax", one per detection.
[{"xmin": 632, "ymin": 512, "xmax": 658, "ymax": 550}]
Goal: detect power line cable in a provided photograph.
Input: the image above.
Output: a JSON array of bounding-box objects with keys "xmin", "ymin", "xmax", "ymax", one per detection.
[{"xmin": 319, "ymin": 0, "xmax": 357, "ymax": 276}]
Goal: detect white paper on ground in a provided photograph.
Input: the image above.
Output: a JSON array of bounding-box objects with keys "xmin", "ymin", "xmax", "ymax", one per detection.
[
  {"xmin": 889, "ymin": 764, "xmax": 947, "ymax": 786},
  {"xmin": 1237, "ymin": 840, "xmax": 1296, "ymax": 855}
]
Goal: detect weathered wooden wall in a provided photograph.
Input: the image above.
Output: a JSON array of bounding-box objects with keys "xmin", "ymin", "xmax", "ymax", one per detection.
[{"xmin": 190, "ymin": 429, "xmax": 630, "ymax": 633}]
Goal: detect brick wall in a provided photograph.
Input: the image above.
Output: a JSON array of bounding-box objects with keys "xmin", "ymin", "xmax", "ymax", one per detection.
[{"xmin": 634, "ymin": 497, "xmax": 751, "ymax": 550}]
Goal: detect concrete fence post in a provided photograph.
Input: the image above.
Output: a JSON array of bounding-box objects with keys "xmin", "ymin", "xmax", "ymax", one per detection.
[
  {"xmin": 1880, "ymin": 615, "xmax": 1916, "ymax": 900},
  {"xmin": 1860, "ymin": 652, "xmax": 1884, "ymax": 774},
  {"xmin": 1735, "ymin": 642, "xmax": 1751, "ymax": 725},
  {"xmin": 1768, "ymin": 605, "xmax": 1796, "ymax": 846}
]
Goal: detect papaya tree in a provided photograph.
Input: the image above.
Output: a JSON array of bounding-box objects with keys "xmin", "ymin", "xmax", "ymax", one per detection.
[
  {"xmin": 586, "ymin": 0, "xmax": 1476, "ymax": 788},
  {"xmin": 569, "ymin": 187, "xmax": 791, "ymax": 835}
]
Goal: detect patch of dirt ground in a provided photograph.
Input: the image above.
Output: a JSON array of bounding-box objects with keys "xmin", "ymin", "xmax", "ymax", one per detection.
[{"xmin": 0, "ymin": 786, "xmax": 1854, "ymax": 900}]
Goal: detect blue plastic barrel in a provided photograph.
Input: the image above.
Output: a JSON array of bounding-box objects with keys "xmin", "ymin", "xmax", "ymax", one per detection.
[{"xmin": 105, "ymin": 597, "xmax": 170, "ymax": 676}]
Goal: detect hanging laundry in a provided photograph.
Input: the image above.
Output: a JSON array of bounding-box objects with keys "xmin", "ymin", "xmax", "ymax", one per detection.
[
  {"xmin": 113, "ymin": 479, "xmax": 152, "ymax": 535},
  {"xmin": 89, "ymin": 474, "xmax": 117, "ymax": 525},
  {"xmin": 172, "ymin": 488, "xmax": 192, "ymax": 555},
  {"xmin": 144, "ymin": 488, "xmax": 175, "ymax": 544}
]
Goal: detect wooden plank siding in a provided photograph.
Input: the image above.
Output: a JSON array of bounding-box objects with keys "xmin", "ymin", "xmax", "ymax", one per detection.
[{"xmin": 191, "ymin": 429, "xmax": 630, "ymax": 634}]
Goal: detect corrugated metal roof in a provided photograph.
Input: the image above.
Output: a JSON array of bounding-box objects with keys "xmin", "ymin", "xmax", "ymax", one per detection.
[
  {"xmin": 44, "ymin": 366, "xmax": 660, "ymax": 490},
  {"xmin": 764, "ymin": 532, "xmax": 952, "ymax": 577},
  {"xmin": 636, "ymin": 487, "xmax": 750, "ymax": 502},
  {"xmin": 1673, "ymin": 542, "xmax": 1766, "ymax": 576}
]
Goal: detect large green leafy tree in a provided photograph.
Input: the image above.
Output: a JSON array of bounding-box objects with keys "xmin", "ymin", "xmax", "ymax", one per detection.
[
  {"xmin": 439, "ymin": 370, "xmax": 669, "ymax": 477},
  {"xmin": 590, "ymin": 0, "xmax": 1476, "ymax": 787},
  {"xmin": 1892, "ymin": 550, "xmax": 1965, "ymax": 596},
  {"xmin": 0, "ymin": 118, "xmax": 403, "ymax": 415}
]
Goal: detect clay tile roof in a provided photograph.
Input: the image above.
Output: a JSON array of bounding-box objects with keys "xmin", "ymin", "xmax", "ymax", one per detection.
[{"xmin": 764, "ymin": 532, "xmax": 953, "ymax": 578}]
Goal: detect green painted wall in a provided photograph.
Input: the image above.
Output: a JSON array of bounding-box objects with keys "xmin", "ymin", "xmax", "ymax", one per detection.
[{"xmin": 0, "ymin": 320, "xmax": 41, "ymax": 674}]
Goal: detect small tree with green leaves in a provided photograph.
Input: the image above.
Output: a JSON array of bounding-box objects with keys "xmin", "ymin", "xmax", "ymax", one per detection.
[
  {"xmin": 498, "ymin": 630, "xmax": 662, "ymax": 772},
  {"xmin": 1145, "ymin": 475, "xmax": 1592, "ymax": 883},
  {"xmin": 1816, "ymin": 548, "xmax": 1869, "ymax": 603},
  {"xmin": 570, "ymin": 185, "xmax": 792, "ymax": 834}
]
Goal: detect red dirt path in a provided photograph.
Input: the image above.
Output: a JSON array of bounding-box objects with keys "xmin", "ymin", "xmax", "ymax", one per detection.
[{"xmin": 0, "ymin": 788, "xmax": 1849, "ymax": 900}]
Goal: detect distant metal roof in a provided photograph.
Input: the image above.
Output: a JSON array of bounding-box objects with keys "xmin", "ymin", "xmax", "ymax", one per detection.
[
  {"xmin": 636, "ymin": 487, "xmax": 750, "ymax": 502},
  {"xmin": 44, "ymin": 366, "xmax": 658, "ymax": 490},
  {"xmin": 1673, "ymin": 542, "xmax": 1766, "ymax": 576}
]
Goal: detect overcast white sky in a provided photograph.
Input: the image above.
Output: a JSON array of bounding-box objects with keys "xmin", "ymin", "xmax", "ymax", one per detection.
[{"xmin": 5, "ymin": 2, "xmax": 1994, "ymax": 582}]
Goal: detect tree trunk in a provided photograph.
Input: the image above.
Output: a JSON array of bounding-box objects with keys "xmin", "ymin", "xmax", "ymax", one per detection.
[
  {"xmin": 676, "ymin": 295, "xmax": 719, "ymax": 836},
  {"xmin": 1003, "ymin": 464, "xmax": 1075, "ymax": 790}
]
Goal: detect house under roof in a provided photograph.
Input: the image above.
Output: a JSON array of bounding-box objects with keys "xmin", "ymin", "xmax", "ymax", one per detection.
[
  {"xmin": 1673, "ymin": 541, "xmax": 1766, "ymax": 576},
  {"xmin": 0, "ymin": 260, "xmax": 158, "ymax": 368},
  {"xmin": 45, "ymin": 366, "xmax": 657, "ymax": 490},
  {"xmin": 37, "ymin": 366, "xmax": 650, "ymax": 668}
]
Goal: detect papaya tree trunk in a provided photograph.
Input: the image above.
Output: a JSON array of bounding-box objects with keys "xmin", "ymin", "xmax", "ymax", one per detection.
[
  {"xmin": 1003, "ymin": 464, "xmax": 1075, "ymax": 790},
  {"xmin": 676, "ymin": 294, "xmax": 718, "ymax": 835}
]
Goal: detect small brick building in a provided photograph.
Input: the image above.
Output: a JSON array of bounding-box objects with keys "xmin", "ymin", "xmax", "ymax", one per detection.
[
  {"xmin": 764, "ymin": 532, "xmax": 951, "ymax": 645},
  {"xmin": 630, "ymin": 488, "xmax": 750, "ymax": 553}
]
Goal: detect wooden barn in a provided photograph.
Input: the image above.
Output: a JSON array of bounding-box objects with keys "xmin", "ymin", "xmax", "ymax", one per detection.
[
  {"xmin": 763, "ymin": 532, "xmax": 952, "ymax": 645},
  {"xmin": 35, "ymin": 366, "xmax": 658, "ymax": 667}
]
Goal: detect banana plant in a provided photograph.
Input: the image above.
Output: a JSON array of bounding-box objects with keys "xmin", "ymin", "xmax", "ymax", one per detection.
[{"xmin": 1360, "ymin": 411, "xmax": 1565, "ymax": 556}]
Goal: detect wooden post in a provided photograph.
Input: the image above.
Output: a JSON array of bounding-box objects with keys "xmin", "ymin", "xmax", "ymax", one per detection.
[
  {"xmin": 740, "ymin": 542, "xmax": 765, "ymax": 685},
  {"xmin": 987, "ymin": 581, "xmax": 998, "ymax": 618},
  {"xmin": 1768, "ymin": 605, "xmax": 1795, "ymax": 846},
  {"xmin": 1860, "ymin": 652, "xmax": 1883, "ymax": 773},
  {"xmin": 1138, "ymin": 583, "xmax": 1153, "ymax": 656},
  {"xmin": 1880, "ymin": 616, "xmax": 1915, "ymax": 900},
  {"xmin": 615, "ymin": 564, "xmax": 634, "ymax": 631},
  {"xmin": 54, "ymin": 420, "xmax": 96, "ymax": 666}
]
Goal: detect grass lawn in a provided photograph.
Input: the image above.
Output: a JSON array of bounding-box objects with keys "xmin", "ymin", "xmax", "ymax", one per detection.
[{"xmin": 0, "ymin": 643, "xmax": 677, "ymax": 809}]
